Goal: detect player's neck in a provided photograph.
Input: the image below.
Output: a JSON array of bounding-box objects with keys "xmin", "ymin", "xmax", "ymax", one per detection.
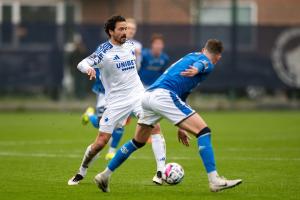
[
  {"xmin": 110, "ymin": 39, "xmax": 122, "ymax": 46},
  {"xmin": 203, "ymin": 52, "xmax": 213, "ymax": 63}
]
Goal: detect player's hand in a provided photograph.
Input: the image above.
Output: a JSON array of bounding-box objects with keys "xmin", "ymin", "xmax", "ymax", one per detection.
[
  {"xmin": 177, "ymin": 128, "xmax": 191, "ymax": 147},
  {"xmin": 87, "ymin": 67, "xmax": 96, "ymax": 80},
  {"xmin": 180, "ymin": 66, "xmax": 199, "ymax": 77}
]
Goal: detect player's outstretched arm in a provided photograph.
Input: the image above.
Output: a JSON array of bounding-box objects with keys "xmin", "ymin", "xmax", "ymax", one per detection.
[
  {"xmin": 180, "ymin": 66, "xmax": 199, "ymax": 77},
  {"xmin": 77, "ymin": 59, "xmax": 96, "ymax": 80}
]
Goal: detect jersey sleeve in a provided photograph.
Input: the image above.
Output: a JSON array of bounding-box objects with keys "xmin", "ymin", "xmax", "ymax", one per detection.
[
  {"xmin": 192, "ymin": 60, "xmax": 212, "ymax": 74},
  {"xmin": 85, "ymin": 46, "xmax": 105, "ymax": 68},
  {"xmin": 92, "ymin": 69, "xmax": 105, "ymax": 94}
]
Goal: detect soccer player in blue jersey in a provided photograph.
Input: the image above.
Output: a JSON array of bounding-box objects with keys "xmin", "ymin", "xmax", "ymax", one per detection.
[
  {"xmin": 139, "ymin": 33, "xmax": 169, "ymax": 86},
  {"xmin": 95, "ymin": 39, "xmax": 242, "ymax": 192}
]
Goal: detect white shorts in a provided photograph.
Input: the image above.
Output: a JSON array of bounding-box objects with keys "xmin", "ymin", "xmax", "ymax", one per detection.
[
  {"xmin": 96, "ymin": 92, "xmax": 106, "ymax": 117},
  {"xmin": 138, "ymin": 89, "xmax": 195, "ymax": 126},
  {"xmin": 99, "ymin": 97, "xmax": 143, "ymax": 133}
]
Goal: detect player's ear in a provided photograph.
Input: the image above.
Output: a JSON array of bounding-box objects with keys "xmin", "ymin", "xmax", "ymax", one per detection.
[{"xmin": 109, "ymin": 29, "xmax": 114, "ymax": 37}]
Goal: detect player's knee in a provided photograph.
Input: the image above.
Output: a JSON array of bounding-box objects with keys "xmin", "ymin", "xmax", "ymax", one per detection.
[
  {"xmin": 95, "ymin": 134, "xmax": 110, "ymax": 148},
  {"xmin": 132, "ymin": 138, "xmax": 146, "ymax": 149},
  {"xmin": 196, "ymin": 127, "xmax": 211, "ymax": 138},
  {"xmin": 151, "ymin": 124, "xmax": 161, "ymax": 134}
]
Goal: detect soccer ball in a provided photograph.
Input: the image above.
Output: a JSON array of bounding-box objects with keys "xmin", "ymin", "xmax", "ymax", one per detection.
[{"xmin": 163, "ymin": 163, "xmax": 184, "ymax": 185}]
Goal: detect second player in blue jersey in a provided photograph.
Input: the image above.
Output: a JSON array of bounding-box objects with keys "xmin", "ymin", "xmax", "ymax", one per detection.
[
  {"xmin": 139, "ymin": 34, "xmax": 169, "ymax": 86},
  {"xmin": 149, "ymin": 52, "xmax": 212, "ymax": 101}
]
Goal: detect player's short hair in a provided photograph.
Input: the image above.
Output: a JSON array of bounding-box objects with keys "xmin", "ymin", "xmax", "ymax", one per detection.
[
  {"xmin": 205, "ymin": 39, "xmax": 224, "ymax": 54},
  {"xmin": 151, "ymin": 33, "xmax": 164, "ymax": 44},
  {"xmin": 104, "ymin": 15, "xmax": 126, "ymax": 37}
]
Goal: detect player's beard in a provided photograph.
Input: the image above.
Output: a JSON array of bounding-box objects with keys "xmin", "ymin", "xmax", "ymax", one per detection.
[{"xmin": 114, "ymin": 34, "xmax": 127, "ymax": 45}]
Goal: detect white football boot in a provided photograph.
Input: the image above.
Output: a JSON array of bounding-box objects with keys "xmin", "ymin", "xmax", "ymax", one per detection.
[
  {"xmin": 68, "ymin": 174, "xmax": 84, "ymax": 185},
  {"xmin": 94, "ymin": 172, "xmax": 110, "ymax": 192},
  {"xmin": 152, "ymin": 171, "xmax": 163, "ymax": 185},
  {"xmin": 209, "ymin": 176, "xmax": 242, "ymax": 192}
]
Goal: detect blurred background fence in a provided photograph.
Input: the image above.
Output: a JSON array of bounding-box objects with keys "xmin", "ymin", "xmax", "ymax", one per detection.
[{"xmin": 0, "ymin": 0, "xmax": 299, "ymax": 108}]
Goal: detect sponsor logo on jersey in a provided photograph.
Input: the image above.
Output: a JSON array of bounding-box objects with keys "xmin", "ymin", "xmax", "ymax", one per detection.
[{"xmin": 116, "ymin": 59, "xmax": 136, "ymax": 71}]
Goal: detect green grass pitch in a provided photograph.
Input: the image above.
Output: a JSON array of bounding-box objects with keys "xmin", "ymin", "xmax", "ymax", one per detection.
[{"xmin": 0, "ymin": 111, "xmax": 299, "ymax": 200}]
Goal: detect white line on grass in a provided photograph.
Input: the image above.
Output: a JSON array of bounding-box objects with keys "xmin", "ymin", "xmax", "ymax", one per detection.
[
  {"xmin": 0, "ymin": 151, "xmax": 299, "ymax": 161},
  {"xmin": 0, "ymin": 140, "xmax": 85, "ymax": 146},
  {"xmin": 0, "ymin": 141, "xmax": 300, "ymax": 152},
  {"xmin": 0, "ymin": 152, "xmax": 81, "ymax": 158}
]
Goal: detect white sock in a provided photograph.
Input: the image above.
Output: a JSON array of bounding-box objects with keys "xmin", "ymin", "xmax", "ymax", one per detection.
[
  {"xmin": 79, "ymin": 145, "xmax": 100, "ymax": 176},
  {"xmin": 208, "ymin": 170, "xmax": 219, "ymax": 183},
  {"xmin": 79, "ymin": 166, "xmax": 87, "ymax": 177},
  {"xmin": 151, "ymin": 134, "xmax": 166, "ymax": 172},
  {"xmin": 108, "ymin": 147, "xmax": 116, "ymax": 154},
  {"xmin": 102, "ymin": 167, "xmax": 112, "ymax": 177}
]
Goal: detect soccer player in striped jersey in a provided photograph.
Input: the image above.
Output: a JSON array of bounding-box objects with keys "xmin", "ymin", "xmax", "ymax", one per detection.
[
  {"xmin": 81, "ymin": 17, "xmax": 143, "ymax": 162},
  {"xmin": 68, "ymin": 15, "xmax": 171, "ymax": 186}
]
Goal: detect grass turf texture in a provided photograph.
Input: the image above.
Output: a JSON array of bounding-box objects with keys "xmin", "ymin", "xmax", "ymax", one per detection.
[{"xmin": 0, "ymin": 111, "xmax": 299, "ymax": 200}]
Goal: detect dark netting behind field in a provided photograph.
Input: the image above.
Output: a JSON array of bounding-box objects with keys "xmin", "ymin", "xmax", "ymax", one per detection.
[{"xmin": 1, "ymin": 23, "xmax": 299, "ymax": 96}]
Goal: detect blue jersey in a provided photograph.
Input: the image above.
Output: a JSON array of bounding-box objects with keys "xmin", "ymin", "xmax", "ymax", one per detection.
[
  {"xmin": 92, "ymin": 68, "xmax": 105, "ymax": 94},
  {"xmin": 148, "ymin": 52, "xmax": 214, "ymax": 101},
  {"xmin": 139, "ymin": 48, "xmax": 169, "ymax": 86}
]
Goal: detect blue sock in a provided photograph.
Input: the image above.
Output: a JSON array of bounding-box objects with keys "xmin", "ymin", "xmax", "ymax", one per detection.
[
  {"xmin": 108, "ymin": 140, "xmax": 138, "ymax": 171},
  {"xmin": 197, "ymin": 133, "xmax": 216, "ymax": 173},
  {"xmin": 89, "ymin": 114, "xmax": 99, "ymax": 128},
  {"xmin": 111, "ymin": 128, "xmax": 124, "ymax": 148}
]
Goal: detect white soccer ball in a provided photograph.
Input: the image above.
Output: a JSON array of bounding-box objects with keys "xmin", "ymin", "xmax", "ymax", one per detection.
[{"xmin": 163, "ymin": 162, "xmax": 184, "ymax": 185}]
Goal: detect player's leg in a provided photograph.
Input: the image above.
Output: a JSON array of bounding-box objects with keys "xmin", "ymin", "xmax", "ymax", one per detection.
[
  {"xmin": 150, "ymin": 123, "xmax": 166, "ymax": 185},
  {"xmin": 67, "ymin": 131, "xmax": 112, "ymax": 185},
  {"xmin": 178, "ymin": 113, "xmax": 242, "ymax": 192},
  {"xmin": 150, "ymin": 89, "xmax": 242, "ymax": 192},
  {"xmin": 95, "ymin": 94, "xmax": 161, "ymax": 192},
  {"xmin": 105, "ymin": 113, "xmax": 133, "ymax": 159},
  {"xmin": 108, "ymin": 123, "xmax": 152, "ymax": 171},
  {"xmin": 135, "ymin": 95, "xmax": 167, "ymax": 184},
  {"xmin": 105, "ymin": 113, "xmax": 134, "ymax": 160},
  {"xmin": 105, "ymin": 127, "xmax": 125, "ymax": 160},
  {"xmin": 68, "ymin": 106, "xmax": 127, "ymax": 185},
  {"xmin": 95, "ymin": 123, "xmax": 152, "ymax": 192}
]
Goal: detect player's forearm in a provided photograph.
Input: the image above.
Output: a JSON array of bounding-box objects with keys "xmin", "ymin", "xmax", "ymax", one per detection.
[{"xmin": 77, "ymin": 59, "xmax": 92, "ymax": 73}]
